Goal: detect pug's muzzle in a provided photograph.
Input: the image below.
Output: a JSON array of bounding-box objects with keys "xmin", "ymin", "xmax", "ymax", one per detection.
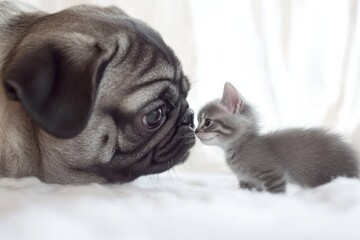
[{"xmin": 89, "ymin": 101, "xmax": 195, "ymax": 183}]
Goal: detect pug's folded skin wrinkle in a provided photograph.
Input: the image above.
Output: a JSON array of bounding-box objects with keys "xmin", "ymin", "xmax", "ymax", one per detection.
[{"xmin": 0, "ymin": 1, "xmax": 196, "ymax": 184}]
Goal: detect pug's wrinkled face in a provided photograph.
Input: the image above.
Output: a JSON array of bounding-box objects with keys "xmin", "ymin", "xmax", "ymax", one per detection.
[
  {"xmin": 39, "ymin": 46, "xmax": 195, "ymax": 184},
  {"xmin": 2, "ymin": 5, "xmax": 195, "ymax": 184}
]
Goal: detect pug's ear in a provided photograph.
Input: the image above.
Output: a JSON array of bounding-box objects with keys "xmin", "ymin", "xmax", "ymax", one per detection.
[{"xmin": 3, "ymin": 34, "xmax": 117, "ymax": 138}]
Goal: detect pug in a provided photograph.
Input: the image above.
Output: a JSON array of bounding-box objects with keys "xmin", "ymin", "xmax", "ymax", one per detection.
[{"xmin": 0, "ymin": 1, "xmax": 195, "ymax": 184}]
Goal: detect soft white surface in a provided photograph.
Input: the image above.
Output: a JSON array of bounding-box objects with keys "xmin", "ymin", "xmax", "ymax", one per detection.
[{"xmin": 1, "ymin": 173, "xmax": 360, "ymax": 240}]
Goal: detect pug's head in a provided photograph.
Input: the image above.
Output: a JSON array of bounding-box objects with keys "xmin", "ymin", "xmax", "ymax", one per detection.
[{"xmin": 2, "ymin": 5, "xmax": 195, "ymax": 184}]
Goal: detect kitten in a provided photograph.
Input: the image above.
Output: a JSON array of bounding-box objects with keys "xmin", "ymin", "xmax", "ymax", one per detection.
[{"xmin": 195, "ymin": 82, "xmax": 359, "ymax": 193}]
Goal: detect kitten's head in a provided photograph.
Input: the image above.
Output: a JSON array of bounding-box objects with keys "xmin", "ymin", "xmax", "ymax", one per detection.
[{"xmin": 195, "ymin": 82, "xmax": 257, "ymax": 149}]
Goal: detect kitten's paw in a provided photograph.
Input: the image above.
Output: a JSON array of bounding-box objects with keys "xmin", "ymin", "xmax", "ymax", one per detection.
[{"xmin": 239, "ymin": 181, "xmax": 262, "ymax": 192}]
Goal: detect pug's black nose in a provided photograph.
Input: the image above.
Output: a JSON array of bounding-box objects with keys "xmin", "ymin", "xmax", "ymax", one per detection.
[{"xmin": 182, "ymin": 108, "xmax": 195, "ymax": 128}]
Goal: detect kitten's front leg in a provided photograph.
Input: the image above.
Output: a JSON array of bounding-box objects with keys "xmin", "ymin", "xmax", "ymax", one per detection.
[{"xmin": 255, "ymin": 170, "xmax": 286, "ymax": 193}]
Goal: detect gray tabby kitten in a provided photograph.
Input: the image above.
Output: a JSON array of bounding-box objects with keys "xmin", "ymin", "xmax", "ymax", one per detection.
[{"xmin": 196, "ymin": 82, "xmax": 359, "ymax": 193}]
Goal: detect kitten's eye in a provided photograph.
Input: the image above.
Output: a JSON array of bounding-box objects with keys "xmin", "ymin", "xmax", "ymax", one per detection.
[
  {"xmin": 204, "ymin": 119, "xmax": 212, "ymax": 127},
  {"xmin": 143, "ymin": 108, "xmax": 165, "ymax": 129}
]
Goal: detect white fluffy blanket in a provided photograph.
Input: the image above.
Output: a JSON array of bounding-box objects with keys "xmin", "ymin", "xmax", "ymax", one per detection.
[{"xmin": 1, "ymin": 171, "xmax": 360, "ymax": 240}]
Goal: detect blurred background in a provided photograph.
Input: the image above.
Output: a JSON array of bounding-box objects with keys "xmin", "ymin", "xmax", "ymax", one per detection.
[{"xmin": 18, "ymin": 0, "xmax": 360, "ymax": 172}]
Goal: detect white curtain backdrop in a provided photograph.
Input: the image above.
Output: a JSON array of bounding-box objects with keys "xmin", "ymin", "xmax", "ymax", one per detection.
[{"xmin": 14, "ymin": 0, "xmax": 360, "ymax": 172}]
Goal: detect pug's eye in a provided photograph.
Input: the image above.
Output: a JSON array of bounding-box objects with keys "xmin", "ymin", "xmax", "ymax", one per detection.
[
  {"xmin": 143, "ymin": 108, "xmax": 164, "ymax": 129},
  {"xmin": 204, "ymin": 119, "xmax": 212, "ymax": 127}
]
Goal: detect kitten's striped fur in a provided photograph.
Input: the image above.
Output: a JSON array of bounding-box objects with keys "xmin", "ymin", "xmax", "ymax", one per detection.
[{"xmin": 196, "ymin": 82, "xmax": 359, "ymax": 193}]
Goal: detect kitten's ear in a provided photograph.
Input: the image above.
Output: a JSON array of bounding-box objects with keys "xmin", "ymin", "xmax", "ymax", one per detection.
[{"xmin": 221, "ymin": 82, "xmax": 243, "ymax": 113}]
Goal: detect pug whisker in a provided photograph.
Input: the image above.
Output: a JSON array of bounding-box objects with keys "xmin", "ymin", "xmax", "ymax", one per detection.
[
  {"xmin": 170, "ymin": 168, "xmax": 178, "ymax": 179},
  {"xmin": 167, "ymin": 170, "xmax": 174, "ymax": 183}
]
